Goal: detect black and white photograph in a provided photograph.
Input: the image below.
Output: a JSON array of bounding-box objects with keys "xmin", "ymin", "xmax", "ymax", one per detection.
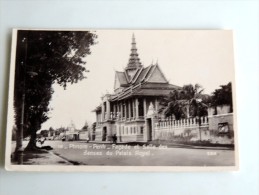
[{"xmin": 5, "ymin": 29, "xmax": 238, "ymax": 171}]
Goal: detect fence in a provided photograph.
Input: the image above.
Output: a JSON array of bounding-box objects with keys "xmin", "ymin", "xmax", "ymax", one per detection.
[
  {"xmin": 154, "ymin": 117, "xmax": 209, "ymax": 141},
  {"xmin": 155, "ymin": 116, "xmax": 209, "ymax": 130}
]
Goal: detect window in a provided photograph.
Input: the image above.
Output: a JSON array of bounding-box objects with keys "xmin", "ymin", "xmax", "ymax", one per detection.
[
  {"xmin": 218, "ymin": 122, "xmax": 229, "ymax": 134},
  {"xmin": 140, "ymin": 126, "xmax": 144, "ymax": 134}
]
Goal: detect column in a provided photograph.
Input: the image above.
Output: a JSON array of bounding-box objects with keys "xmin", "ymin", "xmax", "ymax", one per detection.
[
  {"xmin": 143, "ymin": 98, "xmax": 147, "ymax": 118},
  {"xmin": 124, "ymin": 101, "xmax": 127, "ymax": 119},
  {"xmin": 128, "ymin": 100, "xmax": 131, "ymax": 120},
  {"xmin": 132, "ymin": 99, "xmax": 135, "ymax": 119},
  {"xmin": 101, "ymin": 103, "xmax": 105, "ymax": 122},
  {"xmin": 96, "ymin": 112, "xmax": 98, "ymax": 125},
  {"xmin": 106, "ymin": 100, "xmax": 110, "ymax": 120},
  {"xmin": 116, "ymin": 103, "xmax": 119, "ymax": 119},
  {"xmin": 155, "ymin": 98, "xmax": 158, "ymax": 113},
  {"xmin": 135, "ymin": 98, "xmax": 139, "ymax": 119},
  {"xmin": 120, "ymin": 102, "xmax": 123, "ymax": 120}
]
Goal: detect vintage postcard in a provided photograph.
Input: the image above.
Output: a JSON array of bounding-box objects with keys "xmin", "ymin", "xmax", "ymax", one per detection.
[{"xmin": 5, "ymin": 29, "xmax": 238, "ymax": 171}]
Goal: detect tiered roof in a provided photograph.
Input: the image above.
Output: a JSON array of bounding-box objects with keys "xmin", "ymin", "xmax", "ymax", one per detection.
[
  {"xmin": 126, "ymin": 34, "xmax": 142, "ymax": 71},
  {"xmin": 112, "ymin": 34, "xmax": 180, "ymax": 101},
  {"xmin": 101, "ymin": 34, "xmax": 181, "ymax": 105}
]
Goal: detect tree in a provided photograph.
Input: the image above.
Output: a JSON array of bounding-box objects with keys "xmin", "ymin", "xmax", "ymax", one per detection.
[
  {"xmin": 14, "ymin": 30, "xmax": 97, "ymax": 151},
  {"xmin": 55, "ymin": 127, "xmax": 67, "ymax": 136},
  {"xmin": 211, "ymin": 82, "xmax": 233, "ymax": 112},
  {"xmin": 82, "ymin": 121, "xmax": 89, "ymax": 131},
  {"xmin": 91, "ymin": 122, "xmax": 96, "ymax": 141},
  {"xmin": 160, "ymin": 84, "xmax": 208, "ymax": 119},
  {"xmin": 12, "ymin": 126, "xmax": 17, "ymax": 141},
  {"xmin": 49, "ymin": 127, "xmax": 54, "ymax": 137},
  {"xmin": 159, "ymin": 89, "xmax": 185, "ymax": 119}
]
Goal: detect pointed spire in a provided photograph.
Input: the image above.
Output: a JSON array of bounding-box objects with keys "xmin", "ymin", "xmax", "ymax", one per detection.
[
  {"xmin": 155, "ymin": 58, "xmax": 158, "ymax": 65},
  {"xmin": 132, "ymin": 33, "xmax": 136, "ymax": 50},
  {"xmin": 126, "ymin": 33, "xmax": 142, "ymax": 70}
]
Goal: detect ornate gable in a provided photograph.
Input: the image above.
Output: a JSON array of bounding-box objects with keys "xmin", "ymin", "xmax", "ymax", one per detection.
[
  {"xmin": 114, "ymin": 73, "xmax": 121, "ymax": 90},
  {"xmin": 114, "ymin": 71, "xmax": 128, "ymax": 92},
  {"xmin": 146, "ymin": 64, "xmax": 168, "ymax": 83}
]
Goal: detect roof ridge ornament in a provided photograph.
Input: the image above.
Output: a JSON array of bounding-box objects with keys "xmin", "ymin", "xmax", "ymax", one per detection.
[{"xmin": 126, "ymin": 33, "xmax": 142, "ymax": 70}]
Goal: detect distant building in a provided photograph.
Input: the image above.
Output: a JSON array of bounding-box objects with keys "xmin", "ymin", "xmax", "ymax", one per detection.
[
  {"xmin": 79, "ymin": 121, "xmax": 90, "ymax": 141},
  {"xmin": 94, "ymin": 35, "xmax": 180, "ymax": 142},
  {"xmin": 65, "ymin": 120, "xmax": 79, "ymax": 141}
]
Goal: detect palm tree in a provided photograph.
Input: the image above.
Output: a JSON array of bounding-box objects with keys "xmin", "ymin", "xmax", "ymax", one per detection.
[
  {"xmin": 211, "ymin": 82, "xmax": 233, "ymax": 113},
  {"xmin": 183, "ymin": 84, "xmax": 208, "ymax": 118},
  {"xmin": 160, "ymin": 84, "xmax": 208, "ymax": 120}
]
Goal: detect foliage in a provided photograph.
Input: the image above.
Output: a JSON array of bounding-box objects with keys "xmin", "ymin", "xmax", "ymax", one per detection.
[
  {"xmin": 160, "ymin": 84, "xmax": 208, "ymax": 119},
  {"xmin": 211, "ymin": 82, "xmax": 233, "ymax": 111},
  {"xmin": 40, "ymin": 130, "xmax": 49, "ymax": 137},
  {"xmin": 55, "ymin": 127, "xmax": 68, "ymax": 136},
  {"xmin": 12, "ymin": 126, "xmax": 17, "ymax": 141},
  {"xmin": 14, "ymin": 30, "xmax": 97, "ymax": 150},
  {"xmin": 91, "ymin": 122, "xmax": 96, "ymax": 141},
  {"xmin": 82, "ymin": 121, "xmax": 89, "ymax": 131},
  {"xmin": 92, "ymin": 122, "xmax": 96, "ymax": 132}
]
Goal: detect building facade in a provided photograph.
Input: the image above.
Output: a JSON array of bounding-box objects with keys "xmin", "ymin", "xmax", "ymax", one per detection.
[{"xmin": 94, "ymin": 35, "xmax": 180, "ymax": 142}]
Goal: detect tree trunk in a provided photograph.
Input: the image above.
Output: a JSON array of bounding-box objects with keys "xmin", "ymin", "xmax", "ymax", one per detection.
[
  {"xmin": 186, "ymin": 104, "xmax": 190, "ymax": 118},
  {"xmin": 24, "ymin": 128, "xmax": 38, "ymax": 151},
  {"xmin": 15, "ymin": 123, "xmax": 23, "ymax": 152}
]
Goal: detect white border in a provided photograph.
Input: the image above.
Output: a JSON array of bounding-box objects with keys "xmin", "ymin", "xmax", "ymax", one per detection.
[{"xmin": 5, "ymin": 29, "xmax": 239, "ymax": 172}]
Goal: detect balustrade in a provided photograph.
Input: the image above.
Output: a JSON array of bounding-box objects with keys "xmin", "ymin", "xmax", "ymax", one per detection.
[
  {"xmin": 155, "ymin": 116, "xmax": 209, "ymax": 131},
  {"xmin": 103, "ymin": 111, "xmax": 144, "ymax": 122}
]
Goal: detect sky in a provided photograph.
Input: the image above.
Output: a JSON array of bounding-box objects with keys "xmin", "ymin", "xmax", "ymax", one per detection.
[{"xmin": 37, "ymin": 30, "xmax": 235, "ymax": 130}]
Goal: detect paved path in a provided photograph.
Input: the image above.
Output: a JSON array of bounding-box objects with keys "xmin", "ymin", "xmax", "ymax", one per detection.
[
  {"xmin": 11, "ymin": 142, "xmax": 71, "ymax": 165},
  {"xmin": 20, "ymin": 151, "xmax": 71, "ymax": 165}
]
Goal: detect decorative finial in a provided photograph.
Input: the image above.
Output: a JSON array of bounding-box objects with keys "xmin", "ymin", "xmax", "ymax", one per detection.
[
  {"xmin": 131, "ymin": 33, "xmax": 136, "ymax": 50},
  {"xmin": 126, "ymin": 33, "xmax": 142, "ymax": 70}
]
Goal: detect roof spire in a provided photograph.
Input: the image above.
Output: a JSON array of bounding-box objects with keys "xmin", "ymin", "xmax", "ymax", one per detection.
[
  {"xmin": 156, "ymin": 58, "xmax": 158, "ymax": 65},
  {"xmin": 132, "ymin": 33, "xmax": 136, "ymax": 48},
  {"xmin": 126, "ymin": 33, "xmax": 142, "ymax": 70}
]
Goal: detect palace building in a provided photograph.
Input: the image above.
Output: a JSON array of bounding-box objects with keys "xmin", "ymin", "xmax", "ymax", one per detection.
[{"xmin": 94, "ymin": 34, "xmax": 180, "ymax": 142}]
